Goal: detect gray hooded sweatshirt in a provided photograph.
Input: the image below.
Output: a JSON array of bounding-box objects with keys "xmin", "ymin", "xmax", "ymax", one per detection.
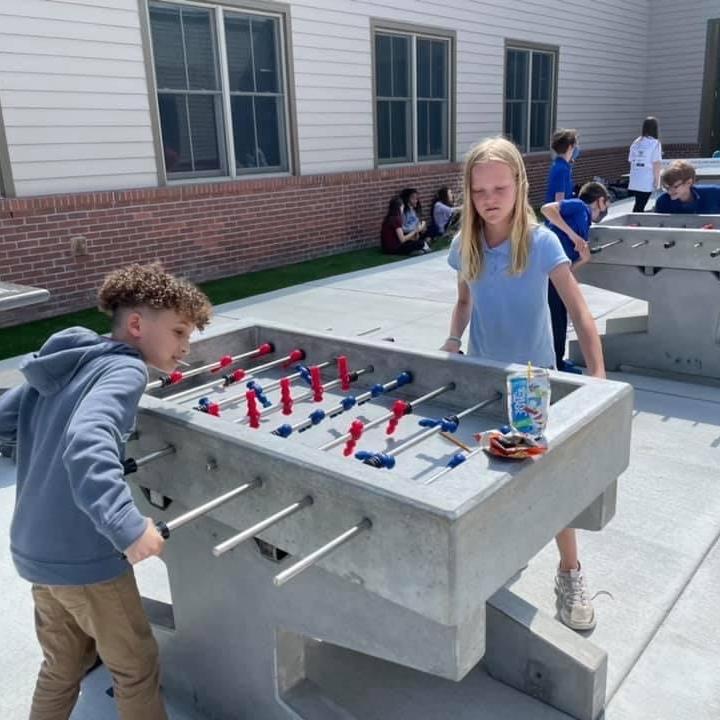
[{"xmin": 0, "ymin": 327, "xmax": 149, "ymax": 585}]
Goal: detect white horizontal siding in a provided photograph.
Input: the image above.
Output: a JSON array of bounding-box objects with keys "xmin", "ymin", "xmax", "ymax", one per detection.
[
  {"xmin": 646, "ymin": 1, "xmax": 719, "ymax": 145},
  {"xmin": 0, "ymin": 0, "xmax": 714, "ymax": 194},
  {"xmin": 289, "ymin": 0, "xmax": 653, "ymax": 174},
  {"xmin": 0, "ymin": 0, "xmax": 158, "ymax": 197}
]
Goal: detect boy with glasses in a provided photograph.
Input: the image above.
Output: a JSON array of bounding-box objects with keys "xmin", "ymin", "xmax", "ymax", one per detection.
[{"xmin": 655, "ymin": 160, "xmax": 720, "ymax": 214}]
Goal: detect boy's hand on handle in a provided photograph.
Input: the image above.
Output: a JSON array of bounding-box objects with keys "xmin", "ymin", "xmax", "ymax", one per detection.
[
  {"xmin": 124, "ymin": 517, "xmax": 165, "ymax": 564},
  {"xmin": 571, "ymin": 232, "xmax": 586, "ymax": 252},
  {"xmin": 576, "ymin": 241, "xmax": 591, "ymax": 264}
]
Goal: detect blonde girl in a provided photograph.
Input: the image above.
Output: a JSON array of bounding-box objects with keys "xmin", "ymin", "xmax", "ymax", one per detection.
[{"xmin": 442, "ymin": 136, "xmax": 605, "ymax": 630}]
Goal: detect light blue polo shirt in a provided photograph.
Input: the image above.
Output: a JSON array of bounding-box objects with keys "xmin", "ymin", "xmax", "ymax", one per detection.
[{"xmin": 448, "ymin": 225, "xmax": 570, "ymax": 368}]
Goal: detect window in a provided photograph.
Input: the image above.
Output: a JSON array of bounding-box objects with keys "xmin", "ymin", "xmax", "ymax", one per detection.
[
  {"xmin": 374, "ymin": 26, "xmax": 452, "ymax": 165},
  {"xmin": 504, "ymin": 45, "xmax": 557, "ymax": 153},
  {"xmin": 147, "ymin": 1, "xmax": 290, "ymax": 179}
]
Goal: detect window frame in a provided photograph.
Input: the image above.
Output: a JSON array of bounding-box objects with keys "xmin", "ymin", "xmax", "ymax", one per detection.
[
  {"xmin": 371, "ymin": 19, "xmax": 456, "ymax": 168},
  {"xmin": 503, "ymin": 39, "xmax": 559, "ymax": 155},
  {"xmin": 140, "ymin": 0, "xmax": 298, "ymax": 184},
  {"xmin": 0, "ymin": 96, "xmax": 15, "ymax": 198}
]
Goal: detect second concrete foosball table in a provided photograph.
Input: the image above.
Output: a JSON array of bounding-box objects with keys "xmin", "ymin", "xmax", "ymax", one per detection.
[{"xmin": 570, "ymin": 213, "xmax": 720, "ymax": 378}]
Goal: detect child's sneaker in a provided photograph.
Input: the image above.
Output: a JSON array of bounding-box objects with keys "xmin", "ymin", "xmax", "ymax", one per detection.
[{"xmin": 555, "ymin": 563, "xmax": 596, "ymax": 630}]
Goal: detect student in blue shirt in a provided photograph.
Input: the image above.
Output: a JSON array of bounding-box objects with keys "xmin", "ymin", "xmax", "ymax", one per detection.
[
  {"xmin": 655, "ymin": 160, "xmax": 720, "ymax": 214},
  {"xmin": 541, "ymin": 182, "xmax": 612, "ymax": 371},
  {"xmin": 544, "ymin": 129, "xmax": 579, "ymax": 204},
  {"xmin": 443, "ymin": 137, "xmax": 605, "ymax": 631}
]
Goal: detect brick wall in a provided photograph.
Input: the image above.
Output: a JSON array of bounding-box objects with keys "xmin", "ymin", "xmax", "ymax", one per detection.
[{"xmin": 0, "ymin": 143, "xmax": 699, "ymax": 328}]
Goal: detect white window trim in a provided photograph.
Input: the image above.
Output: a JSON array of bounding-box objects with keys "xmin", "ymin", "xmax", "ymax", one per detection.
[
  {"xmin": 373, "ymin": 23, "xmax": 455, "ymax": 167},
  {"xmin": 143, "ymin": 0, "xmax": 294, "ymax": 182},
  {"xmin": 505, "ymin": 44, "xmax": 558, "ymax": 154}
]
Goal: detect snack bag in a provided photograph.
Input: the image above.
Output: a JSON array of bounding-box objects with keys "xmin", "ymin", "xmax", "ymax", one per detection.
[
  {"xmin": 474, "ymin": 429, "xmax": 548, "ymax": 460},
  {"xmin": 506, "ymin": 363, "xmax": 551, "ymax": 438}
]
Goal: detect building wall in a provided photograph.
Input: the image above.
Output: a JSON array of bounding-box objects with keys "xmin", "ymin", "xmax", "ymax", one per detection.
[
  {"xmin": 0, "ymin": 0, "xmax": 659, "ymax": 195},
  {"xmin": 0, "ymin": 0, "xmax": 158, "ymax": 196},
  {"xmin": 646, "ymin": 1, "xmax": 719, "ymax": 146},
  {"xmin": 0, "ymin": 0, "xmax": 711, "ymax": 327},
  {"xmin": 291, "ymin": 0, "xmax": 653, "ymax": 173}
]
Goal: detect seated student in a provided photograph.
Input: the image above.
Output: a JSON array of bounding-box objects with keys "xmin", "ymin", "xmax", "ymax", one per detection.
[
  {"xmin": 430, "ymin": 186, "xmax": 462, "ymax": 237},
  {"xmin": 381, "ymin": 196, "xmax": 428, "ymax": 255},
  {"xmin": 545, "ymin": 129, "xmax": 579, "ymax": 204},
  {"xmin": 655, "ymin": 160, "xmax": 720, "ymax": 214},
  {"xmin": 400, "ymin": 188, "xmax": 428, "ymax": 237},
  {"xmin": 541, "ymin": 182, "xmax": 611, "ymax": 372}
]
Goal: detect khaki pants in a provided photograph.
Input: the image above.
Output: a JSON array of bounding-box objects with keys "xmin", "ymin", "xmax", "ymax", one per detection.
[{"xmin": 29, "ymin": 570, "xmax": 167, "ymax": 720}]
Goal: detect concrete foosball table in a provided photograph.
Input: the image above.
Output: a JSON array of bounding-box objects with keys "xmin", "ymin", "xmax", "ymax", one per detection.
[
  {"xmin": 569, "ymin": 213, "xmax": 720, "ymax": 378},
  {"xmin": 127, "ymin": 321, "xmax": 633, "ymax": 720}
]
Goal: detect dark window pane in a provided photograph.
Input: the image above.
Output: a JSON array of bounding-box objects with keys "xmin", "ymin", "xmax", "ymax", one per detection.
[
  {"xmin": 390, "ymin": 100, "xmax": 410, "ymax": 161},
  {"xmin": 158, "ymin": 93, "xmax": 191, "ymax": 172},
  {"xmin": 183, "ymin": 7, "xmax": 218, "ymax": 91},
  {"xmin": 392, "ymin": 35, "xmax": 409, "ymax": 97},
  {"xmin": 417, "ymin": 100, "xmax": 428, "ymax": 157},
  {"xmin": 531, "ymin": 52, "xmax": 553, "ymax": 101},
  {"xmin": 188, "ymin": 95, "xmax": 222, "ymax": 171},
  {"xmin": 225, "ymin": 15, "xmax": 254, "ymax": 92},
  {"xmin": 417, "ymin": 38, "xmax": 431, "ymax": 98},
  {"xmin": 431, "ymin": 40, "xmax": 447, "ymax": 99},
  {"xmin": 252, "ymin": 17, "xmax": 279, "ymax": 93},
  {"xmin": 376, "ymin": 34, "xmax": 392, "ymax": 97},
  {"xmin": 428, "ymin": 100, "xmax": 446, "ymax": 157},
  {"xmin": 231, "ymin": 95, "xmax": 257, "ymax": 168},
  {"xmin": 149, "ymin": 4, "xmax": 186, "ymax": 89},
  {"xmin": 505, "ymin": 101, "xmax": 527, "ymax": 148},
  {"xmin": 530, "ymin": 101, "xmax": 550, "ymax": 151},
  {"xmin": 255, "ymin": 96, "xmax": 284, "ymax": 167},
  {"xmin": 505, "ymin": 49, "xmax": 528, "ymax": 101},
  {"xmin": 418, "ymin": 100, "xmax": 447, "ymax": 160},
  {"xmin": 377, "ymin": 100, "xmax": 391, "ymax": 159}
]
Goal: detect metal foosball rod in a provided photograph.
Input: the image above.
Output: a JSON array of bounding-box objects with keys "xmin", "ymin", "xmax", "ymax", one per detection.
[
  {"xmin": 122, "ymin": 445, "xmax": 175, "ymax": 475},
  {"xmin": 212, "ymin": 496, "xmax": 314, "ymax": 557},
  {"xmin": 317, "ymin": 382, "xmax": 456, "ymax": 452},
  {"xmin": 423, "ymin": 447, "xmax": 485, "ymax": 485},
  {"xmin": 234, "ymin": 366, "xmax": 375, "ymax": 424},
  {"xmin": 185, "ymin": 359, "xmax": 334, "ymax": 415},
  {"xmin": 356, "ymin": 393, "xmax": 502, "ymax": 469},
  {"xmin": 195, "ymin": 358, "xmax": 336, "ymax": 415},
  {"xmin": 590, "ymin": 238, "xmax": 624, "ymax": 254},
  {"xmin": 167, "ymin": 348, "xmax": 306, "ymax": 403},
  {"xmin": 273, "ymin": 518, "xmax": 372, "ymax": 587},
  {"xmin": 147, "ymin": 342, "xmax": 274, "ymax": 390},
  {"xmin": 271, "ymin": 371, "xmax": 412, "ymax": 438},
  {"xmin": 155, "ymin": 480, "xmax": 260, "ymax": 538},
  {"xmin": 245, "ymin": 358, "xmax": 336, "ymax": 398}
]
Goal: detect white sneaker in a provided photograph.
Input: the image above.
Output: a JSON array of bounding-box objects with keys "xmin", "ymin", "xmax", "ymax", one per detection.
[{"xmin": 555, "ymin": 563, "xmax": 596, "ymax": 631}]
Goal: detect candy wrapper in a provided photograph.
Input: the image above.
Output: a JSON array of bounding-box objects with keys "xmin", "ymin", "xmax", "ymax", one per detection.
[
  {"xmin": 506, "ymin": 364, "xmax": 551, "ymax": 439},
  {"xmin": 474, "ymin": 428, "xmax": 548, "ymax": 460}
]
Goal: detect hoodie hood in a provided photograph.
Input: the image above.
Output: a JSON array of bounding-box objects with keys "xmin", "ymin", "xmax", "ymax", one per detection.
[{"xmin": 20, "ymin": 327, "xmax": 143, "ymax": 397}]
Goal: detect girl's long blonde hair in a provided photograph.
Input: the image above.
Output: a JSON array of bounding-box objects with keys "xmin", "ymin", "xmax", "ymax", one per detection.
[{"xmin": 458, "ymin": 137, "xmax": 537, "ymax": 282}]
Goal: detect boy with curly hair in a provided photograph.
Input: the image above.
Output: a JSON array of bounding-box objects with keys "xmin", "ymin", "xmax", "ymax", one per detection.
[{"xmin": 0, "ymin": 264, "xmax": 211, "ymax": 720}]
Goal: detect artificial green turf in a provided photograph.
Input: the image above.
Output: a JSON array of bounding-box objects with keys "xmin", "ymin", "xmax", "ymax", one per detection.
[{"xmin": 0, "ymin": 241, "xmax": 451, "ymax": 361}]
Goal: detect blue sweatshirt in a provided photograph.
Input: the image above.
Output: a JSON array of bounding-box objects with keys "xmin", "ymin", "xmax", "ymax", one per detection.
[{"xmin": 0, "ymin": 327, "xmax": 149, "ymax": 585}]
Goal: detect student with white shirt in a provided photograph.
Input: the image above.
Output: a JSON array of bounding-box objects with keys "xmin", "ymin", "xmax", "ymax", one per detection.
[{"xmin": 628, "ymin": 117, "xmax": 662, "ymax": 212}]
